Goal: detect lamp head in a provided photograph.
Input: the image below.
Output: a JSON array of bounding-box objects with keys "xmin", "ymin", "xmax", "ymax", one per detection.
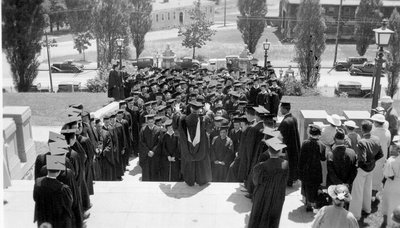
[{"xmin": 373, "ymin": 19, "xmax": 394, "ymax": 46}]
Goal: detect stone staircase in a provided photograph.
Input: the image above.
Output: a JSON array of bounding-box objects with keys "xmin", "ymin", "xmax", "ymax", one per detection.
[{"xmin": 3, "ymin": 158, "xmax": 314, "ymax": 228}]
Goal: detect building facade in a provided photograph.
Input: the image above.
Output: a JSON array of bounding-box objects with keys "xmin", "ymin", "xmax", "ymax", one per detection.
[
  {"xmin": 151, "ymin": 0, "xmax": 215, "ymax": 31},
  {"xmin": 279, "ymin": 0, "xmax": 400, "ymax": 40}
]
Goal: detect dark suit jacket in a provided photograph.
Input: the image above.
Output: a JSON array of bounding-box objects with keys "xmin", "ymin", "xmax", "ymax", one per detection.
[{"xmin": 356, "ymin": 133, "xmax": 384, "ymax": 172}]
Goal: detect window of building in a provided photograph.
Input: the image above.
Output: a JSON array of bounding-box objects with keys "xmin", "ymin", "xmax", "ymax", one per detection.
[
  {"xmin": 162, "ymin": 14, "xmax": 164, "ymax": 20},
  {"xmin": 156, "ymin": 14, "xmax": 158, "ymax": 22},
  {"xmin": 179, "ymin": 12, "xmax": 183, "ymax": 24},
  {"xmin": 168, "ymin": 12, "xmax": 170, "ymax": 20},
  {"xmin": 210, "ymin": 7, "xmax": 212, "ymax": 13},
  {"xmin": 174, "ymin": 12, "xmax": 176, "ymax": 19},
  {"xmin": 326, "ymin": 6, "xmax": 335, "ymax": 16}
]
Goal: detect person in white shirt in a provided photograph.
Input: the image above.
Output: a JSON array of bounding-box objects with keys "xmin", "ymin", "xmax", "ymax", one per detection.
[{"xmin": 370, "ymin": 114, "xmax": 391, "ymax": 202}]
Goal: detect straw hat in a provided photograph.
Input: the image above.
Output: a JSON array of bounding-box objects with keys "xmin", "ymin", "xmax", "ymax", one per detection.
[
  {"xmin": 326, "ymin": 114, "xmax": 342, "ymax": 127},
  {"xmin": 327, "ymin": 184, "xmax": 352, "ymax": 202},
  {"xmin": 370, "ymin": 114, "xmax": 386, "ymax": 123},
  {"xmin": 343, "ymin": 120, "xmax": 359, "ymax": 129}
]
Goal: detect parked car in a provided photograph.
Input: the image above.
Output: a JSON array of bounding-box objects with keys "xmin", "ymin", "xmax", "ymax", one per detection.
[
  {"xmin": 131, "ymin": 57, "xmax": 154, "ymax": 69},
  {"xmin": 51, "ymin": 60, "xmax": 84, "ymax": 73},
  {"xmin": 174, "ymin": 57, "xmax": 200, "ymax": 70},
  {"xmin": 334, "ymin": 81, "xmax": 371, "ymax": 97},
  {"xmin": 57, "ymin": 82, "xmax": 81, "ymax": 93},
  {"xmin": 349, "ymin": 61, "xmax": 385, "ymax": 76},
  {"xmin": 334, "ymin": 57, "xmax": 368, "ymax": 71}
]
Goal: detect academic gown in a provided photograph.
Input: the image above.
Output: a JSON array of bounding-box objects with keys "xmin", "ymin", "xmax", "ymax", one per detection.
[
  {"xmin": 159, "ymin": 132, "xmax": 181, "ymax": 181},
  {"xmin": 34, "ymin": 153, "xmax": 84, "ymax": 228},
  {"xmin": 126, "ymin": 107, "xmax": 140, "ymax": 156},
  {"xmin": 138, "ymin": 125, "xmax": 161, "ymax": 181},
  {"xmin": 114, "ymin": 121, "xmax": 128, "ymax": 178},
  {"xmin": 229, "ymin": 129, "xmax": 242, "ymax": 154},
  {"xmin": 108, "ymin": 70, "xmax": 124, "ymax": 101},
  {"xmin": 256, "ymin": 92, "xmax": 271, "ymax": 111},
  {"xmin": 278, "ymin": 113, "xmax": 301, "ymax": 183},
  {"xmin": 246, "ymin": 140, "xmax": 270, "ymax": 194},
  {"xmin": 210, "ymin": 136, "xmax": 234, "ymax": 182},
  {"xmin": 237, "ymin": 128, "xmax": 254, "ymax": 182},
  {"xmin": 33, "ymin": 177, "xmax": 73, "ymax": 228},
  {"xmin": 108, "ymin": 125, "xmax": 120, "ymax": 180},
  {"xmin": 70, "ymin": 141, "xmax": 91, "ymax": 210},
  {"xmin": 77, "ymin": 135, "xmax": 95, "ymax": 195},
  {"xmin": 173, "ymin": 112, "xmax": 212, "ymax": 186},
  {"xmin": 100, "ymin": 126, "xmax": 115, "ymax": 181},
  {"xmin": 248, "ymin": 158, "xmax": 289, "ymax": 228},
  {"xmin": 118, "ymin": 118, "xmax": 131, "ymax": 167},
  {"xmin": 298, "ymin": 138, "xmax": 326, "ymax": 203}
]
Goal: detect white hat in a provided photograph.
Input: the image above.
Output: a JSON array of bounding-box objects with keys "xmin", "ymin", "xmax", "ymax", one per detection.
[
  {"xmin": 393, "ymin": 135, "xmax": 400, "ymax": 143},
  {"xmin": 326, "ymin": 114, "xmax": 342, "ymax": 127},
  {"xmin": 380, "ymin": 96, "xmax": 393, "ymax": 103},
  {"xmin": 370, "ymin": 114, "xmax": 386, "ymax": 123},
  {"xmin": 328, "ymin": 184, "xmax": 352, "ymax": 202},
  {"xmin": 343, "ymin": 120, "xmax": 359, "ymax": 129}
]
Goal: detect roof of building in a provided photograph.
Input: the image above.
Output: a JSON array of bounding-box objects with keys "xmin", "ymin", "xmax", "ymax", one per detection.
[
  {"xmin": 153, "ymin": 0, "xmax": 215, "ymax": 11},
  {"xmin": 286, "ymin": 0, "xmax": 400, "ymax": 7}
]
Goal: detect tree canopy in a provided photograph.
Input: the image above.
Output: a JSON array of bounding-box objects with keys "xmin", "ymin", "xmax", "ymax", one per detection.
[
  {"xmin": 129, "ymin": 0, "xmax": 152, "ymax": 59},
  {"xmin": 236, "ymin": 0, "xmax": 267, "ymax": 54},
  {"xmin": 178, "ymin": 0, "xmax": 216, "ymax": 59},
  {"xmin": 2, "ymin": 0, "xmax": 46, "ymax": 92},
  {"xmin": 386, "ymin": 8, "xmax": 400, "ymax": 98},
  {"xmin": 294, "ymin": 0, "xmax": 326, "ymax": 88}
]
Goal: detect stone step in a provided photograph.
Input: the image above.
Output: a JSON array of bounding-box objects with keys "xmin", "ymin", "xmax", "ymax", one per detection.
[{"xmin": 3, "ymin": 158, "xmax": 312, "ymax": 228}]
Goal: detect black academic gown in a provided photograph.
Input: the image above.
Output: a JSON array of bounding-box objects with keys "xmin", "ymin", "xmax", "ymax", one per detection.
[
  {"xmin": 100, "ymin": 126, "xmax": 115, "ymax": 181},
  {"xmin": 159, "ymin": 132, "xmax": 181, "ymax": 181},
  {"xmin": 278, "ymin": 113, "xmax": 301, "ymax": 183},
  {"xmin": 237, "ymin": 128, "xmax": 254, "ymax": 182},
  {"xmin": 173, "ymin": 112, "xmax": 212, "ymax": 186},
  {"xmin": 35, "ymin": 153, "xmax": 84, "ymax": 228},
  {"xmin": 33, "ymin": 177, "xmax": 73, "ymax": 228},
  {"xmin": 108, "ymin": 69, "xmax": 124, "ymax": 101},
  {"xmin": 77, "ymin": 135, "xmax": 95, "ymax": 195},
  {"xmin": 245, "ymin": 121, "xmax": 265, "ymax": 188},
  {"xmin": 70, "ymin": 141, "xmax": 91, "ymax": 211},
  {"xmin": 229, "ymin": 129, "xmax": 242, "ymax": 154},
  {"xmin": 248, "ymin": 158, "xmax": 289, "ymax": 228},
  {"xmin": 138, "ymin": 125, "xmax": 161, "ymax": 181},
  {"xmin": 210, "ymin": 136, "xmax": 234, "ymax": 182},
  {"xmin": 126, "ymin": 107, "xmax": 140, "ymax": 156},
  {"xmin": 113, "ymin": 121, "xmax": 127, "ymax": 178},
  {"xmin": 118, "ymin": 118, "xmax": 131, "ymax": 167}
]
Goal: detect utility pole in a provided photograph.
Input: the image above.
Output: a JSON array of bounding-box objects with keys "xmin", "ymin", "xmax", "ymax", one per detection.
[
  {"xmin": 45, "ymin": 32, "xmax": 54, "ymax": 93},
  {"xmin": 333, "ymin": 0, "xmax": 343, "ymax": 66},
  {"xmin": 224, "ymin": 0, "xmax": 227, "ymax": 27}
]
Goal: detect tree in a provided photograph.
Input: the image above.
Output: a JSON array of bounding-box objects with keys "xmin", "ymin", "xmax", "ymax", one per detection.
[
  {"xmin": 91, "ymin": 0, "xmax": 130, "ymax": 66},
  {"xmin": 386, "ymin": 8, "xmax": 400, "ymax": 98},
  {"xmin": 2, "ymin": 0, "xmax": 46, "ymax": 92},
  {"xmin": 178, "ymin": 0, "xmax": 216, "ymax": 59},
  {"xmin": 236, "ymin": 0, "xmax": 267, "ymax": 54},
  {"xmin": 294, "ymin": 0, "xmax": 326, "ymax": 88},
  {"xmin": 354, "ymin": 0, "xmax": 382, "ymax": 56},
  {"xmin": 65, "ymin": 0, "xmax": 93, "ymax": 34},
  {"xmin": 129, "ymin": 0, "xmax": 152, "ymax": 59},
  {"xmin": 43, "ymin": 0, "xmax": 67, "ymax": 32},
  {"xmin": 73, "ymin": 31, "xmax": 94, "ymax": 61}
]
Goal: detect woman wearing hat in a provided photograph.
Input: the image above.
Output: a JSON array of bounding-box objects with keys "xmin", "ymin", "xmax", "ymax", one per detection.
[
  {"xmin": 299, "ymin": 124, "xmax": 326, "ymax": 212},
  {"xmin": 381, "ymin": 143, "xmax": 400, "ymax": 227},
  {"xmin": 370, "ymin": 114, "xmax": 391, "ymax": 203},
  {"xmin": 312, "ymin": 184, "xmax": 358, "ymax": 228}
]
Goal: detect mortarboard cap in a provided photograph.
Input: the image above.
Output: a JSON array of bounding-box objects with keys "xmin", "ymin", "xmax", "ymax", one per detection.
[
  {"xmin": 82, "ymin": 110, "xmax": 90, "ymax": 118},
  {"xmin": 145, "ymin": 114, "xmax": 156, "ymax": 119},
  {"xmin": 214, "ymin": 116, "xmax": 226, "ymax": 122},
  {"xmin": 263, "ymin": 126, "xmax": 281, "ymax": 137},
  {"xmin": 265, "ymin": 137, "xmax": 287, "ymax": 154},
  {"xmin": 119, "ymin": 100, "xmax": 127, "ymax": 105},
  {"xmin": 49, "ymin": 141, "xmax": 69, "ymax": 155},
  {"xmin": 64, "ymin": 115, "xmax": 81, "ymax": 125},
  {"xmin": 69, "ymin": 103, "xmax": 83, "ymax": 110},
  {"xmin": 220, "ymin": 124, "xmax": 230, "ymax": 131},
  {"xmin": 60, "ymin": 128, "xmax": 76, "ymax": 135},
  {"xmin": 117, "ymin": 109, "xmax": 125, "ymax": 114},
  {"xmin": 155, "ymin": 116, "xmax": 164, "ymax": 122},
  {"xmin": 66, "ymin": 107, "xmax": 82, "ymax": 117},
  {"xmin": 125, "ymin": 97, "xmax": 134, "ymax": 102},
  {"xmin": 48, "ymin": 131, "xmax": 65, "ymax": 143},
  {"xmin": 46, "ymin": 154, "xmax": 66, "ymax": 171},
  {"xmin": 157, "ymin": 105, "xmax": 167, "ymax": 112},
  {"xmin": 188, "ymin": 101, "xmax": 203, "ymax": 109},
  {"xmin": 254, "ymin": 106, "xmax": 270, "ymax": 114}
]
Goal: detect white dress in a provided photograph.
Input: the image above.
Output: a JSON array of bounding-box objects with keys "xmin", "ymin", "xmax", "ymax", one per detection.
[
  {"xmin": 371, "ymin": 127, "xmax": 391, "ymax": 191},
  {"xmin": 382, "ymin": 155, "xmax": 400, "ymax": 227}
]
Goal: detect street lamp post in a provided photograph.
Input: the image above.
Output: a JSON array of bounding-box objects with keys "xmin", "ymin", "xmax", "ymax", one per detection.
[
  {"xmin": 116, "ymin": 38, "xmax": 124, "ymax": 70},
  {"xmin": 263, "ymin": 39, "xmax": 271, "ymax": 68},
  {"xmin": 371, "ymin": 19, "xmax": 393, "ymax": 111}
]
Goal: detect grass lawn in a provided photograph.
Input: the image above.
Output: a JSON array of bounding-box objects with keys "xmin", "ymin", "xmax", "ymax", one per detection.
[{"xmin": 3, "ymin": 92, "xmax": 113, "ymax": 126}]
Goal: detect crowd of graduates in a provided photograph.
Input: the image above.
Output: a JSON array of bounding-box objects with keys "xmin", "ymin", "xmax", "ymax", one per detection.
[{"xmin": 32, "ymin": 64, "xmax": 400, "ymax": 228}]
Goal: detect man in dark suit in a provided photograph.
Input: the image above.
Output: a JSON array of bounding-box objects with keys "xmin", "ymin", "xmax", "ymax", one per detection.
[
  {"xmin": 381, "ymin": 96, "xmax": 398, "ymax": 141},
  {"xmin": 108, "ymin": 64, "xmax": 124, "ymax": 101},
  {"xmin": 277, "ymin": 102, "xmax": 301, "ymax": 187}
]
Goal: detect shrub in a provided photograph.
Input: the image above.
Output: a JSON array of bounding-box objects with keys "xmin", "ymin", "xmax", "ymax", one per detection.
[
  {"xmin": 86, "ymin": 67, "xmax": 109, "ymax": 93},
  {"xmin": 281, "ymin": 76, "xmax": 303, "ymax": 96}
]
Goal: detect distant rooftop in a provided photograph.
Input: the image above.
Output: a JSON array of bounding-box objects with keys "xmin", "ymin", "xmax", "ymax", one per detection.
[
  {"xmin": 286, "ymin": 0, "xmax": 400, "ymax": 6},
  {"xmin": 153, "ymin": 0, "xmax": 215, "ymax": 11}
]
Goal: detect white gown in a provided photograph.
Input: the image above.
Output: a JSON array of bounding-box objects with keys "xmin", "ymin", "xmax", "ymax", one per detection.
[{"xmin": 382, "ymin": 155, "xmax": 400, "ymax": 227}]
